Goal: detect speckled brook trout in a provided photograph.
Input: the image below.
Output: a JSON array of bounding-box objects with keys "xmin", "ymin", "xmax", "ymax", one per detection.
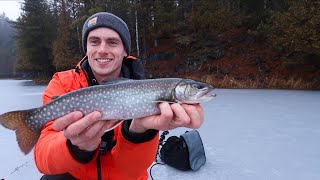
[{"xmin": 0, "ymin": 78, "xmax": 216, "ymax": 154}]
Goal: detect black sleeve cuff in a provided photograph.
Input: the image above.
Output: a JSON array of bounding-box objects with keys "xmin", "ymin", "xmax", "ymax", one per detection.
[
  {"xmin": 66, "ymin": 139, "xmax": 97, "ymax": 163},
  {"xmin": 121, "ymin": 120, "xmax": 158, "ymax": 143}
]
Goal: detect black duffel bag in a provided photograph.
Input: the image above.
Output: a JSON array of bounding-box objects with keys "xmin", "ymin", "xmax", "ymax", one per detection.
[{"xmin": 159, "ymin": 130, "xmax": 206, "ymax": 171}]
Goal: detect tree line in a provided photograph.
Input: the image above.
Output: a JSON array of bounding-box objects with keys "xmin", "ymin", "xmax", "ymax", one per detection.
[
  {"xmin": 0, "ymin": 0, "xmax": 319, "ymax": 77},
  {"xmin": 0, "ymin": 13, "xmax": 16, "ymax": 77}
]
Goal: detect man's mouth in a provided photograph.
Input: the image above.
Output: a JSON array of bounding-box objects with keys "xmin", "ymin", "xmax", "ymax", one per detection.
[{"xmin": 96, "ymin": 58, "xmax": 112, "ymax": 63}]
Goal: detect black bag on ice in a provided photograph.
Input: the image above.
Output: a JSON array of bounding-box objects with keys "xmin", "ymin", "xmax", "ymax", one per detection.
[{"xmin": 159, "ymin": 130, "xmax": 206, "ymax": 171}]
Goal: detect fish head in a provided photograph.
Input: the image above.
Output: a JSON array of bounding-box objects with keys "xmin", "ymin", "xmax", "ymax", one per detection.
[{"xmin": 174, "ymin": 79, "xmax": 216, "ymax": 104}]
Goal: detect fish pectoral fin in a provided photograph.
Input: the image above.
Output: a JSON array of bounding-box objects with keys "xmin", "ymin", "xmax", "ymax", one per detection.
[{"xmin": 103, "ymin": 120, "xmax": 123, "ymax": 132}]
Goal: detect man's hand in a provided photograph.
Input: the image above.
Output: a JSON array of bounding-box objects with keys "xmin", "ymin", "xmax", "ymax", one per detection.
[
  {"xmin": 130, "ymin": 102, "xmax": 204, "ymax": 133},
  {"xmin": 52, "ymin": 111, "xmax": 119, "ymax": 152}
]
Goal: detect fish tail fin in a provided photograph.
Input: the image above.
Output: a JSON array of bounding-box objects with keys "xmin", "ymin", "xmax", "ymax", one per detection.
[{"xmin": 0, "ymin": 109, "xmax": 40, "ymax": 154}]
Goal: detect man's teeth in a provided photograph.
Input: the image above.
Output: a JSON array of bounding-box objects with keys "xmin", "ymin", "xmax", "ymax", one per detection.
[{"xmin": 97, "ymin": 59, "xmax": 112, "ymax": 63}]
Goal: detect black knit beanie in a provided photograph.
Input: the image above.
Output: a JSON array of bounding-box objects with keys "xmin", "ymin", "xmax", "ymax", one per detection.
[{"xmin": 82, "ymin": 12, "xmax": 131, "ymax": 54}]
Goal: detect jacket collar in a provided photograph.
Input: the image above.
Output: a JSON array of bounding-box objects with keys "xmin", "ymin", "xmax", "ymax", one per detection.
[
  {"xmin": 75, "ymin": 55, "xmax": 140, "ymax": 87},
  {"xmin": 75, "ymin": 55, "xmax": 99, "ymax": 86}
]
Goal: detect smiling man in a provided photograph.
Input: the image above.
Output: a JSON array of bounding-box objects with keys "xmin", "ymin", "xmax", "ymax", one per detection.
[
  {"xmin": 86, "ymin": 28, "xmax": 126, "ymax": 81},
  {"xmin": 34, "ymin": 12, "xmax": 204, "ymax": 180}
]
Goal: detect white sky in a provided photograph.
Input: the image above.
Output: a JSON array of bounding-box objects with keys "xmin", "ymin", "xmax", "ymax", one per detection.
[{"xmin": 0, "ymin": 0, "xmax": 22, "ymax": 20}]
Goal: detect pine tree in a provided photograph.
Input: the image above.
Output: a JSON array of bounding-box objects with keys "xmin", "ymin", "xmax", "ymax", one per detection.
[
  {"xmin": 52, "ymin": 0, "xmax": 81, "ymax": 71},
  {"xmin": 13, "ymin": 0, "xmax": 56, "ymax": 76},
  {"xmin": 0, "ymin": 13, "xmax": 16, "ymax": 77}
]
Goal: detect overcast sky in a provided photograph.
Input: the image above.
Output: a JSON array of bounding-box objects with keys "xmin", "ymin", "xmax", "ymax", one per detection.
[{"xmin": 0, "ymin": 0, "xmax": 22, "ymax": 20}]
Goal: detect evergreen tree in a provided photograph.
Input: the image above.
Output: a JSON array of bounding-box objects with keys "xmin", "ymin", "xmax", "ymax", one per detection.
[
  {"xmin": 263, "ymin": 0, "xmax": 320, "ymax": 56},
  {"xmin": 151, "ymin": 0, "xmax": 178, "ymax": 39},
  {"xmin": 0, "ymin": 13, "xmax": 16, "ymax": 76},
  {"xmin": 52, "ymin": 0, "xmax": 81, "ymax": 71},
  {"xmin": 136, "ymin": 0, "xmax": 154, "ymax": 58},
  {"xmin": 13, "ymin": 0, "xmax": 56, "ymax": 76}
]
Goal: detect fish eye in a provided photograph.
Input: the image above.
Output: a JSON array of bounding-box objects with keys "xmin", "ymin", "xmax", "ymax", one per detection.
[
  {"xmin": 191, "ymin": 84, "xmax": 204, "ymax": 89},
  {"xmin": 198, "ymin": 85, "xmax": 204, "ymax": 89}
]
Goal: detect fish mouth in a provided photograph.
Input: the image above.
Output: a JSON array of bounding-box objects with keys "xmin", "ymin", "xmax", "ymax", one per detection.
[
  {"xmin": 203, "ymin": 89, "xmax": 216, "ymax": 98},
  {"xmin": 191, "ymin": 88, "xmax": 216, "ymax": 103}
]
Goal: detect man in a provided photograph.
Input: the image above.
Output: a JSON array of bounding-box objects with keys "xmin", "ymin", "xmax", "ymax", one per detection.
[{"xmin": 34, "ymin": 12, "xmax": 204, "ymax": 180}]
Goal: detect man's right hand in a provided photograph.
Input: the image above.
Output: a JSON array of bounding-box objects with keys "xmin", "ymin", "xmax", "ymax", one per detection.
[{"xmin": 52, "ymin": 111, "xmax": 117, "ymax": 152}]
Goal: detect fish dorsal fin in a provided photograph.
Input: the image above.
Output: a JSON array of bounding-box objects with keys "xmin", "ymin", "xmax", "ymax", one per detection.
[{"xmin": 101, "ymin": 78, "xmax": 133, "ymax": 85}]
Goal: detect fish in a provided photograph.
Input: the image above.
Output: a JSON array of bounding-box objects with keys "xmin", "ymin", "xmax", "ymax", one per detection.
[{"xmin": 0, "ymin": 78, "xmax": 216, "ymax": 154}]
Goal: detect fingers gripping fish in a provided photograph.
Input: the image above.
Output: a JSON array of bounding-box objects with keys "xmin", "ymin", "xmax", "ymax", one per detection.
[{"xmin": 0, "ymin": 78, "xmax": 216, "ymax": 154}]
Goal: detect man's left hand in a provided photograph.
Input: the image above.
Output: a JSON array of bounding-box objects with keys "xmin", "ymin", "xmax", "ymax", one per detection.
[{"xmin": 129, "ymin": 102, "xmax": 204, "ymax": 133}]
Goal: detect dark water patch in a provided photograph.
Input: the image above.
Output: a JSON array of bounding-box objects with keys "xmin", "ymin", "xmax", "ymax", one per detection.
[{"xmin": 18, "ymin": 80, "xmax": 38, "ymax": 86}]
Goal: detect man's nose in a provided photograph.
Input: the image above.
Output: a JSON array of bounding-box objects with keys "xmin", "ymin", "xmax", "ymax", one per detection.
[{"xmin": 97, "ymin": 42, "xmax": 109, "ymax": 54}]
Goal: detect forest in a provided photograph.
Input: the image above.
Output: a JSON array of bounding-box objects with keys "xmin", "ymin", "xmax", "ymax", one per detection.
[
  {"xmin": 0, "ymin": 14, "xmax": 16, "ymax": 77},
  {"xmin": 0, "ymin": 0, "xmax": 319, "ymax": 89}
]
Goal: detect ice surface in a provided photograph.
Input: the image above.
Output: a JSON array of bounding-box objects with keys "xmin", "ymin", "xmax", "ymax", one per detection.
[
  {"xmin": 0, "ymin": 80, "xmax": 45, "ymax": 180},
  {"xmin": 0, "ymin": 80, "xmax": 319, "ymax": 180},
  {"xmin": 149, "ymin": 89, "xmax": 320, "ymax": 180}
]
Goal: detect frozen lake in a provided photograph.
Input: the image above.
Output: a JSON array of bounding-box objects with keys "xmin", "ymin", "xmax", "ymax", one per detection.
[
  {"xmin": 0, "ymin": 79, "xmax": 319, "ymax": 180},
  {"xmin": 0, "ymin": 80, "xmax": 46, "ymax": 180}
]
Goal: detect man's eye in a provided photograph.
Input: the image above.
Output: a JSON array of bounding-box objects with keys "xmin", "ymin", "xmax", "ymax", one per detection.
[
  {"xmin": 90, "ymin": 40, "xmax": 99, "ymax": 45},
  {"xmin": 109, "ymin": 40, "xmax": 119, "ymax": 46}
]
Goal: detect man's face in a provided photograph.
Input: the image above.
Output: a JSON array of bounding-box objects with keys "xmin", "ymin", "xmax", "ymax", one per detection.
[{"xmin": 86, "ymin": 27, "xmax": 127, "ymax": 82}]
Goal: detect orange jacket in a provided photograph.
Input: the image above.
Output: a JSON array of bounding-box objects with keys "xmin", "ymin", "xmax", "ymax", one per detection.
[{"xmin": 34, "ymin": 56, "xmax": 159, "ymax": 180}]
